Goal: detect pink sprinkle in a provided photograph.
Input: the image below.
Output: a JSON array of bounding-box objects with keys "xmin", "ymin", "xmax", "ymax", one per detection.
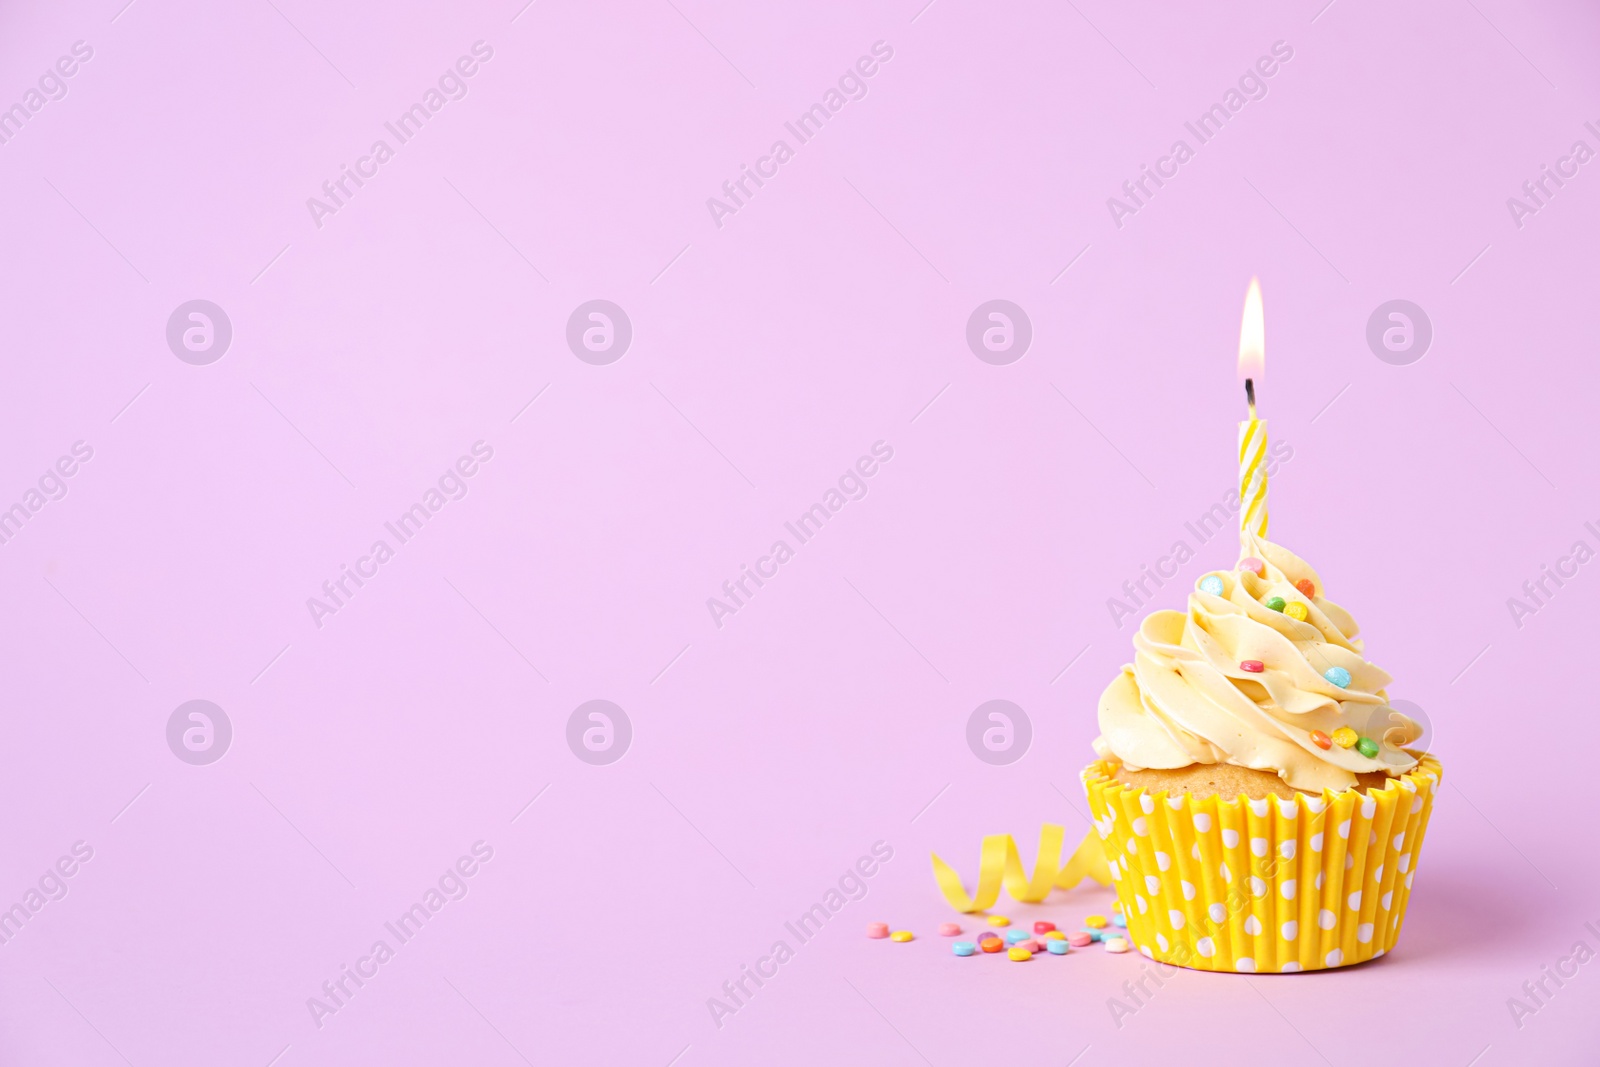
[
  {"xmin": 1018, "ymin": 939, "xmax": 1042, "ymax": 953},
  {"xmin": 1033, "ymin": 921, "xmax": 1056, "ymax": 934},
  {"xmin": 1239, "ymin": 557, "xmax": 1265, "ymax": 576},
  {"xmin": 1240, "ymin": 660, "xmax": 1265, "ymax": 673},
  {"xmin": 867, "ymin": 922, "xmax": 890, "ymax": 939},
  {"xmin": 1067, "ymin": 932, "xmax": 1094, "ymax": 947},
  {"xmin": 938, "ymin": 922, "xmax": 961, "ymax": 936}
]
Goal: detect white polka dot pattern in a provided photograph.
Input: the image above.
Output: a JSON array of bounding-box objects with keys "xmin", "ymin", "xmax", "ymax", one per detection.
[{"xmin": 1079, "ymin": 754, "xmax": 1441, "ymax": 973}]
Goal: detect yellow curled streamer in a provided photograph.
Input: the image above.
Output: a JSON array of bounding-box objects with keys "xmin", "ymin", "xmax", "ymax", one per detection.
[{"xmin": 931, "ymin": 826, "xmax": 1112, "ymax": 913}]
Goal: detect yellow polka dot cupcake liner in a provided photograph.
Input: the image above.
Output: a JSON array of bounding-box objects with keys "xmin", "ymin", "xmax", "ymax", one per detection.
[{"xmin": 1082, "ymin": 755, "xmax": 1441, "ymax": 973}]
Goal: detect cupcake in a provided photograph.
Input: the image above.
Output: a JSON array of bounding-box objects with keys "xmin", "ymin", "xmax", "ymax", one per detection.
[{"xmin": 1082, "ymin": 531, "xmax": 1440, "ymax": 972}]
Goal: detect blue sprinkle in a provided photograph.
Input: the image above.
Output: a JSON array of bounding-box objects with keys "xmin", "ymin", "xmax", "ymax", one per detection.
[
  {"xmin": 1004, "ymin": 928, "xmax": 1030, "ymax": 944},
  {"xmin": 1112, "ymin": 914, "xmax": 1127, "ymax": 928},
  {"xmin": 953, "ymin": 941, "xmax": 976, "ymax": 956},
  {"xmin": 1084, "ymin": 929, "xmax": 1103, "ymax": 942},
  {"xmin": 1199, "ymin": 575, "xmax": 1225, "ymax": 596},
  {"xmin": 1324, "ymin": 666, "xmax": 1352, "ymax": 689},
  {"xmin": 1046, "ymin": 939, "xmax": 1070, "ymax": 955}
]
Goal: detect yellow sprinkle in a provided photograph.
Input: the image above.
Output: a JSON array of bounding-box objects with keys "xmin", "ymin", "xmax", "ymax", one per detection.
[
  {"xmin": 1043, "ymin": 930, "xmax": 1066, "ymax": 940},
  {"xmin": 986, "ymin": 915, "xmax": 1011, "ymax": 927},
  {"xmin": 1285, "ymin": 602, "xmax": 1309, "ymax": 621},
  {"xmin": 1007, "ymin": 947, "xmax": 1032, "ymax": 961},
  {"xmin": 890, "ymin": 930, "xmax": 913, "ymax": 942},
  {"xmin": 1332, "ymin": 727, "xmax": 1359, "ymax": 749},
  {"xmin": 1084, "ymin": 915, "xmax": 1108, "ymax": 928}
]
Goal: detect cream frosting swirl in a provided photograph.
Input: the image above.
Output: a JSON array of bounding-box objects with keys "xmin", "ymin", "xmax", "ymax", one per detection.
[{"xmin": 1093, "ymin": 532, "xmax": 1422, "ymax": 792}]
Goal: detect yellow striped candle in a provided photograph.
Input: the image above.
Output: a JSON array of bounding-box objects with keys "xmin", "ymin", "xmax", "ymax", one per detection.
[
  {"xmin": 1237, "ymin": 278, "xmax": 1267, "ymax": 538},
  {"xmin": 1239, "ymin": 415, "xmax": 1268, "ymax": 537}
]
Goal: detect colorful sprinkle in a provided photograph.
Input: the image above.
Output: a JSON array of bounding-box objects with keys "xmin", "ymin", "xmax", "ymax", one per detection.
[
  {"xmin": 1103, "ymin": 937, "xmax": 1131, "ymax": 954},
  {"xmin": 1239, "ymin": 557, "xmax": 1265, "ymax": 576},
  {"xmin": 866, "ymin": 922, "xmax": 889, "ymax": 939},
  {"xmin": 1004, "ymin": 928, "xmax": 1030, "ymax": 944},
  {"xmin": 1112, "ymin": 914, "xmax": 1127, "ymax": 928},
  {"xmin": 1200, "ymin": 575, "xmax": 1225, "ymax": 596},
  {"xmin": 1083, "ymin": 929, "xmax": 1104, "ymax": 942},
  {"xmin": 1084, "ymin": 915, "xmax": 1108, "ymax": 928},
  {"xmin": 1032, "ymin": 921, "xmax": 1056, "ymax": 934},
  {"xmin": 986, "ymin": 915, "xmax": 1011, "ymax": 927},
  {"xmin": 981, "ymin": 937, "xmax": 1004, "ymax": 953},
  {"xmin": 1046, "ymin": 939, "xmax": 1070, "ymax": 955},
  {"xmin": 1285, "ymin": 602, "xmax": 1309, "ymax": 621},
  {"xmin": 1332, "ymin": 727, "xmax": 1359, "ymax": 749},
  {"xmin": 1043, "ymin": 930, "xmax": 1066, "ymax": 941},
  {"xmin": 1240, "ymin": 660, "xmax": 1264, "ymax": 673},
  {"xmin": 953, "ymin": 941, "xmax": 976, "ymax": 956},
  {"xmin": 1067, "ymin": 932, "xmax": 1094, "ymax": 947},
  {"xmin": 1311, "ymin": 730, "xmax": 1332, "ymax": 750},
  {"xmin": 1017, "ymin": 939, "xmax": 1042, "ymax": 953},
  {"xmin": 890, "ymin": 930, "xmax": 913, "ymax": 942},
  {"xmin": 1265, "ymin": 596, "xmax": 1286, "ymax": 612},
  {"xmin": 1296, "ymin": 578, "xmax": 1316, "ymax": 597},
  {"xmin": 938, "ymin": 922, "xmax": 961, "ymax": 936},
  {"xmin": 1324, "ymin": 666, "xmax": 1352, "ymax": 688},
  {"xmin": 1356, "ymin": 736, "xmax": 1380, "ymax": 758},
  {"xmin": 1007, "ymin": 946, "xmax": 1033, "ymax": 961}
]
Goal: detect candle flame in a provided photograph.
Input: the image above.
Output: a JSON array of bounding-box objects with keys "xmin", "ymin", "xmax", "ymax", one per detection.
[{"xmin": 1237, "ymin": 277, "xmax": 1264, "ymax": 383}]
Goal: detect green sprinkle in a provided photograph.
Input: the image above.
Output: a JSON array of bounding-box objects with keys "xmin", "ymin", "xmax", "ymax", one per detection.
[
  {"xmin": 1265, "ymin": 596, "xmax": 1286, "ymax": 612},
  {"xmin": 1356, "ymin": 736, "xmax": 1379, "ymax": 758}
]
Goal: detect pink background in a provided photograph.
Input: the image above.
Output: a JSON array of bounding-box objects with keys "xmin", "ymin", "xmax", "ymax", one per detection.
[{"xmin": 3, "ymin": 0, "xmax": 1599, "ymax": 1063}]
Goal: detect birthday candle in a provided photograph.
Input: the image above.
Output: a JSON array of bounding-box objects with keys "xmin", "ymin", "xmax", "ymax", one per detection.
[{"xmin": 1237, "ymin": 278, "xmax": 1268, "ymax": 538}]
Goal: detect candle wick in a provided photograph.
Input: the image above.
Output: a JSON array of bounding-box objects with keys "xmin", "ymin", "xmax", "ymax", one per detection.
[{"xmin": 1245, "ymin": 377, "xmax": 1257, "ymax": 418}]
